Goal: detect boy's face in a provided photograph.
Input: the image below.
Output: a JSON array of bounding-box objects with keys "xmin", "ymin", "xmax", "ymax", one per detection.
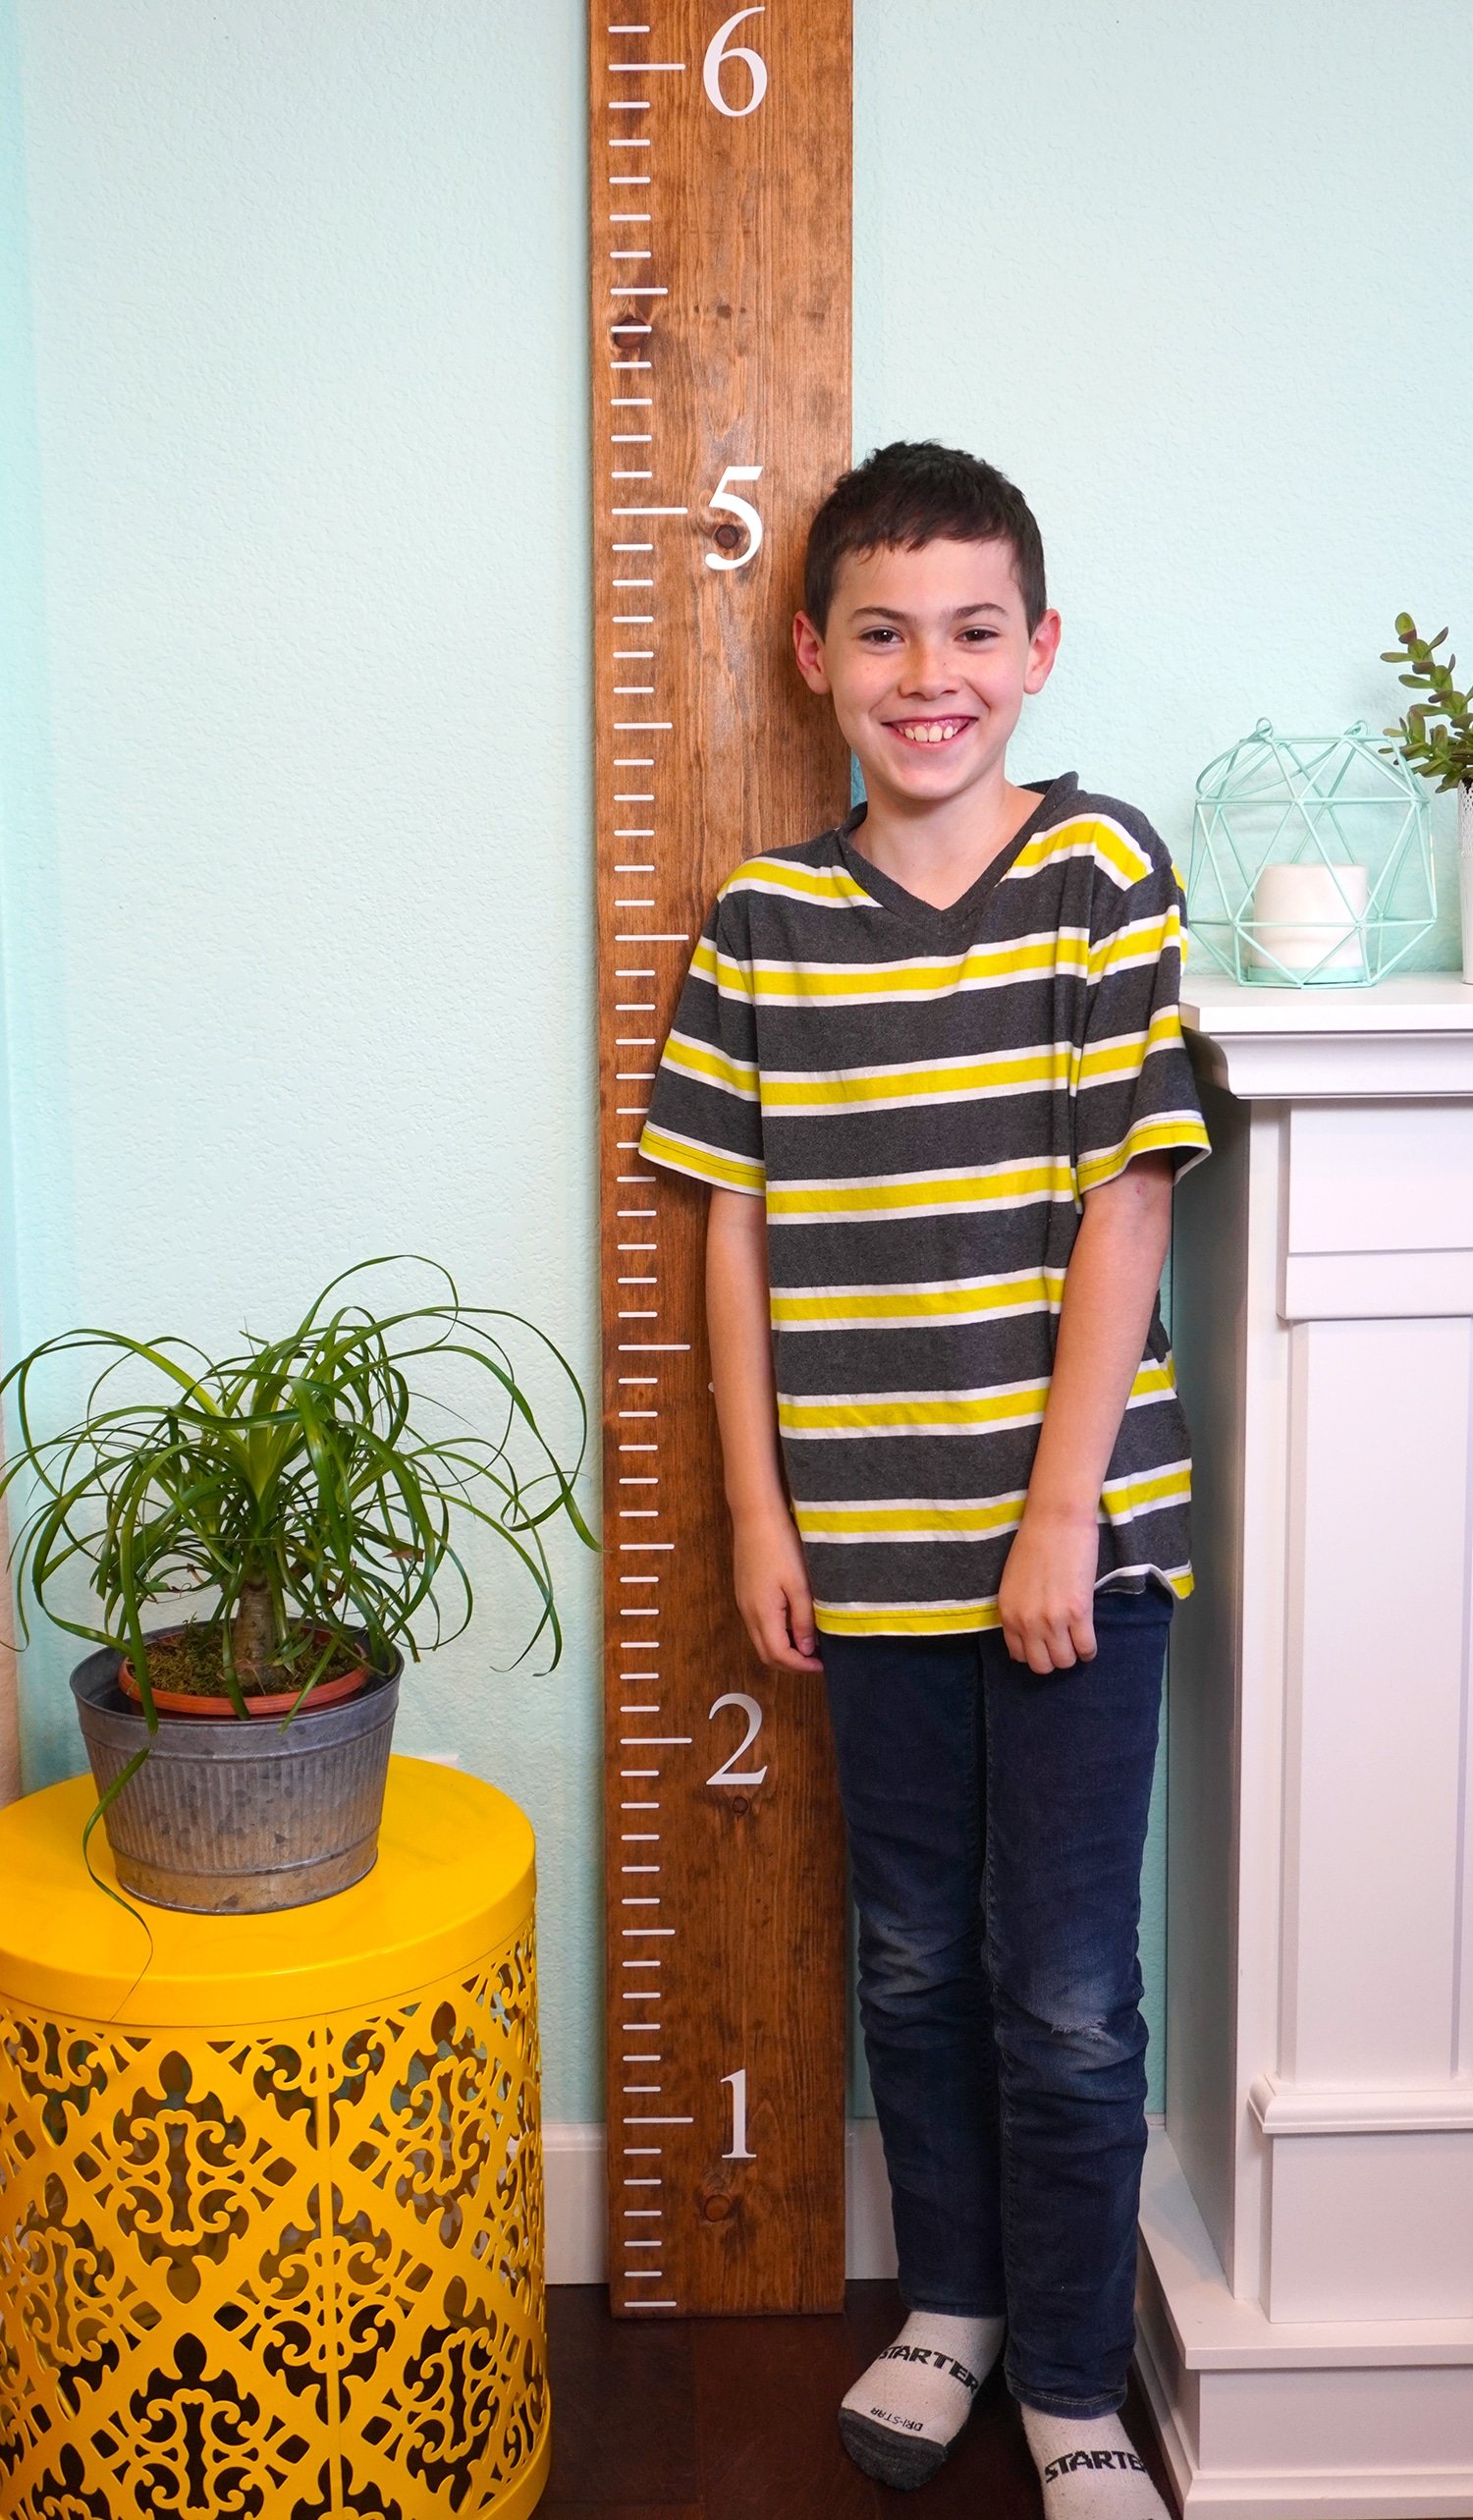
[{"xmin": 792, "ymin": 536, "xmax": 1061, "ymax": 814}]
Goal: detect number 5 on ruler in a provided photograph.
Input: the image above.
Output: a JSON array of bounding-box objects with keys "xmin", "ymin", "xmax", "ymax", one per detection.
[{"xmin": 705, "ymin": 465, "xmax": 764, "ymax": 572}]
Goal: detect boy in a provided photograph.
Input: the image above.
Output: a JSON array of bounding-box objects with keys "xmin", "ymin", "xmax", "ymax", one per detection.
[{"xmin": 638, "ymin": 441, "xmax": 1209, "ymax": 2514}]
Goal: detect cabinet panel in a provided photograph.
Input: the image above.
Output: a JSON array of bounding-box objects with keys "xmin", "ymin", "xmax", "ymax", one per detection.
[
  {"xmin": 1286, "ymin": 1103, "xmax": 1473, "ymax": 1256},
  {"xmin": 1282, "ymin": 1317, "xmax": 1471, "ymax": 2085}
]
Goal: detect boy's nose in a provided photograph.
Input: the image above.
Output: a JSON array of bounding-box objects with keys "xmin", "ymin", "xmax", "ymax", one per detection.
[{"xmin": 897, "ymin": 645, "xmax": 955, "ymax": 695}]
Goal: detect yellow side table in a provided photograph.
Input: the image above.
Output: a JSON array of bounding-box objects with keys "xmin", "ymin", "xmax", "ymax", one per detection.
[{"xmin": 0, "ymin": 1755, "xmax": 549, "ymax": 2520}]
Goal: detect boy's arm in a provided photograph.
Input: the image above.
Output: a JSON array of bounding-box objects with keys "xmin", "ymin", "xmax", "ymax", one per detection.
[
  {"xmin": 998, "ymin": 1152, "xmax": 1174, "ymax": 1674},
  {"xmin": 705, "ymin": 1186, "xmax": 824, "ymax": 1673}
]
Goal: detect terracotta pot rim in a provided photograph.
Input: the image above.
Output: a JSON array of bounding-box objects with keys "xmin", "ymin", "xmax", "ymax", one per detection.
[{"xmin": 117, "ymin": 1628, "xmax": 371, "ymax": 1721}]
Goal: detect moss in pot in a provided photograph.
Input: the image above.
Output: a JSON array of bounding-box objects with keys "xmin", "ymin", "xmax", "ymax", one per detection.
[{"xmin": 0, "ymin": 1256, "xmax": 596, "ymax": 1912}]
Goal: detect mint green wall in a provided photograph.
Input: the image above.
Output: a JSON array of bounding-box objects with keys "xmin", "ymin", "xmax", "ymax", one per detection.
[
  {"xmin": 0, "ymin": 3, "xmax": 602, "ymax": 2116},
  {"xmin": 3, "ymin": 3, "xmax": 1469, "ymax": 2128}
]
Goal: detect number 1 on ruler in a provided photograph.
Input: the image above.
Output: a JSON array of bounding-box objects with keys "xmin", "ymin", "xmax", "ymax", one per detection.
[{"xmin": 721, "ymin": 2066, "xmax": 756, "ymax": 2161}]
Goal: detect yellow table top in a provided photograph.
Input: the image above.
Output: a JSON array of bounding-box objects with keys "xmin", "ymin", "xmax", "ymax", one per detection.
[{"xmin": 0, "ymin": 1754, "xmax": 535, "ymax": 2027}]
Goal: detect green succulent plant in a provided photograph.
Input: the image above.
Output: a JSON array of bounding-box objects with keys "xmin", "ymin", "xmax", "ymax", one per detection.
[{"xmin": 1380, "ymin": 613, "xmax": 1473, "ymax": 794}]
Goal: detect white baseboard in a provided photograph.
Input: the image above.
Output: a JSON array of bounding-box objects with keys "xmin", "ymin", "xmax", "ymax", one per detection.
[
  {"xmin": 543, "ymin": 2118, "xmax": 898, "ymax": 2286},
  {"xmin": 546, "ymin": 2112, "xmax": 1167, "ymax": 2289}
]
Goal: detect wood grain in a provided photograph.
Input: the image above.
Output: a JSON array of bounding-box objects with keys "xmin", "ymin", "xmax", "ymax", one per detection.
[{"xmin": 590, "ymin": 1, "xmax": 852, "ymax": 2315}]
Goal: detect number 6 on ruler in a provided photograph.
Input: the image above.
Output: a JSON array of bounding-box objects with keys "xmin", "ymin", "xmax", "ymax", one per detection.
[
  {"xmin": 705, "ymin": 465, "xmax": 764, "ymax": 572},
  {"xmin": 707, "ymin": 1691, "xmax": 768, "ymax": 1786},
  {"xmin": 702, "ymin": 8, "xmax": 768, "ymax": 118}
]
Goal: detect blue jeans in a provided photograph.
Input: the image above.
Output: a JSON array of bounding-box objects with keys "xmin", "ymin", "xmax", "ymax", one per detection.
[{"xmin": 821, "ymin": 1586, "xmax": 1172, "ymax": 2418}]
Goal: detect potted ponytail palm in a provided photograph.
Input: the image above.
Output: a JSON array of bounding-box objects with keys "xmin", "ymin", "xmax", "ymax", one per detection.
[{"xmin": 0, "ymin": 1258, "xmax": 596, "ymax": 1913}]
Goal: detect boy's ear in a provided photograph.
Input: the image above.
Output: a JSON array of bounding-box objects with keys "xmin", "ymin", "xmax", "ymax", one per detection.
[
  {"xmin": 792, "ymin": 610, "xmax": 831, "ymax": 694},
  {"xmin": 1024, "ymin": 608, "xmax": 1064, "ymax": 695}
]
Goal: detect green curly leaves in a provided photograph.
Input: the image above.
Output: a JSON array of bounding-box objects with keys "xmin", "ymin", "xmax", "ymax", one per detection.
[
  {"xmin": 1379, "ymin": 614, "xmax": 1473, "ymax": 794},
  {"xmin": 0, "ymin": 1255, "xmax": 597, "ymax": 1709}
]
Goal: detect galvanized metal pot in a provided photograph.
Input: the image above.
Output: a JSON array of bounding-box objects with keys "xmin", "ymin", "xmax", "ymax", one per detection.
[{"xmin": 70, "ymin": 1637, "xmax": 402, "ymax": 1914}]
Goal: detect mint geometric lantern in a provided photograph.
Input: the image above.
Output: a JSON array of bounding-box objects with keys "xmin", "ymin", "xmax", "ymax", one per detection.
[{"xmin": 1186, "ymin": 719, "xmax": 1436, "ymax": 986}]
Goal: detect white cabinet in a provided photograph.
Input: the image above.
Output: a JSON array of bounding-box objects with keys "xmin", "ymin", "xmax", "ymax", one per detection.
[{"xmin": 1136, "ymin": 976, "xmax": 1473, "ymax": 2514}]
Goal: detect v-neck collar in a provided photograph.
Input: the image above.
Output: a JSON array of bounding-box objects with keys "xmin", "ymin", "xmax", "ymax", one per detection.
[{"xmin": 834, "ymin": 773, "xmax": 1079, "ymax": 936}]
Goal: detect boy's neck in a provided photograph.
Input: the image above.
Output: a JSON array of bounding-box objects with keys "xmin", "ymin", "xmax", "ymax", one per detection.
[{"xmin": 849, "ymin": 760, "xmax": 1043, "ymax": 911}]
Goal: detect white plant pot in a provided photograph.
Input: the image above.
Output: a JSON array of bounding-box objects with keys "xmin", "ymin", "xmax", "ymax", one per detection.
[{"xmin": 1461, "ymin": 782, "xmax": 1473, "ymax": 985}]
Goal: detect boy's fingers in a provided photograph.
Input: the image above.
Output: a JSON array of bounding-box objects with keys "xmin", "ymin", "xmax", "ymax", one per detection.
[
  {"xmin": 746, "ymin": 1589, "xmax": 822, "ymax": 1673},
  {"xmin": 787, "ymin": 1577, "xmax": 818, "ymax": 1661}
]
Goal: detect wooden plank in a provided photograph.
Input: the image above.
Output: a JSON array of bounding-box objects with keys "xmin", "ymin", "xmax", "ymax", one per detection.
[{"xmin": 591, "ymin": 0, "xmax": 852, "ymax": 2315}]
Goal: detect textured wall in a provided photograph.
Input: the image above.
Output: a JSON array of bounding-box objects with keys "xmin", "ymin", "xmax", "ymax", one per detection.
[
  {"xmin": 3, "ymin": 3, "xmax": 1469, "ymax": 2130},
  {"xmin": 0, "ymin": 2, "xmax": 602, "ymax": 2114}
]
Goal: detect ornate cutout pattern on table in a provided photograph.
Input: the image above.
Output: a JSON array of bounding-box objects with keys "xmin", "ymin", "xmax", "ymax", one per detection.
[{"xmin": 0, "ymin": 1931, "xmax": 545, "ymax": 2518}]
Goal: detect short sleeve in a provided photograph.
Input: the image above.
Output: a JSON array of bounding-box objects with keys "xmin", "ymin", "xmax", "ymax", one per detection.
[
  {"xmin": 638, "ymin": 888, "xmax": 765, "ymax": 1196},
  {"xmin": 1071, "ymin": 834, "xmax": 1211, "ymax": 1199}
]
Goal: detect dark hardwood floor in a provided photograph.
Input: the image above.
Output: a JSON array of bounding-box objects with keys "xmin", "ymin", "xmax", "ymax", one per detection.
[{"xmin": 543, "ymin": 2282, "xmax": 1177, "ymax": 2518}]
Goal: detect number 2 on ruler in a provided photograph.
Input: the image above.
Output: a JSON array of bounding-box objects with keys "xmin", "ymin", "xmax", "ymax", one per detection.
[{"xmin": 707, "ymin": 1691, "xmax": 768, "ymax": 1786}]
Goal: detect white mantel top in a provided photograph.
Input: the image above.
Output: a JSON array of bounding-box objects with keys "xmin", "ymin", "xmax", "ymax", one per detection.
[{"xmin": 1180, "ymin": 971, "xmax": 1473, "ymax": 1100}]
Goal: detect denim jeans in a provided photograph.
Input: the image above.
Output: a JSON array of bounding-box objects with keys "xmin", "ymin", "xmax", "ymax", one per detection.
[{"xmin": 821, "ymin": 1585, "xmax": 1172, "ymax": 2418}]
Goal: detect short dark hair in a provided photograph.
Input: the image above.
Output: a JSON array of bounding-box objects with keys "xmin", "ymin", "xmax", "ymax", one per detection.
[{"xmin": 803, "ymin": 439, "xmax": 1047, "ymax": 635}]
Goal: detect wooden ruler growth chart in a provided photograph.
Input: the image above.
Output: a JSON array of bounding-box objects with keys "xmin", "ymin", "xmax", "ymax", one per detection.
[{"xmin": 590, "ymin": 1, "xmax": 852, "ymax": 2315}]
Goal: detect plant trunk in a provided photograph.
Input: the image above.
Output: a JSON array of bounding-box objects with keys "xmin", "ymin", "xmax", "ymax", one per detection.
[{"xmin": 232, "ymin": 1580, "xmax": 276, "ymax": 1683}]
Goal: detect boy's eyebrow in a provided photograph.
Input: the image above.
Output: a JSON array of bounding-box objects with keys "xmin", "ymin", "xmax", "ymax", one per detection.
[{"xmin": 848, "ymin": 602, "xmax": 1009, "ymax": 623}]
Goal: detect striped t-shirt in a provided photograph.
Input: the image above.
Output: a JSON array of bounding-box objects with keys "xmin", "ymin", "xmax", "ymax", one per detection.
[{"xmin": 638, "ymin": 772, "xmax": 1212, "ymax": 1638}]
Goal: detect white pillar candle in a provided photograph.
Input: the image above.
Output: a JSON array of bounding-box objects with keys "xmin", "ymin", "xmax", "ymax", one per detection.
[{"xmin": 1247, "ymin": 861, "xmax": 1369, "ymax": 978}]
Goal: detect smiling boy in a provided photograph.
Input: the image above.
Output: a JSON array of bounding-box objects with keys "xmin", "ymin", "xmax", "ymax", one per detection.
[{"xmin": 638, "ymin": 443, "xmax": 1208, "ymax": 2513}]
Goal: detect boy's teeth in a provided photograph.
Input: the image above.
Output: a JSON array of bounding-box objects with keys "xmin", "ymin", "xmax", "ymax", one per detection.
[{"xmin": 897, "ymin": 720, "xmax": 965, "ymax": 743}]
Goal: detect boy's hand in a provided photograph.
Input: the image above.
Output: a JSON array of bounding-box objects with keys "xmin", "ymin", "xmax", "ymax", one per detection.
[
  {"xmin": 731, "ymin": 1505, "xmax": 825, "ymax": 1673},
  {"xmin": 997, "ymin": 1503, "xmax": 1100, "ymax": 1673}
]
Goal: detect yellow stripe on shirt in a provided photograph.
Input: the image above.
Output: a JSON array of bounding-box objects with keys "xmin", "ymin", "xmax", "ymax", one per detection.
[
  {"xmin": 767, "ymin": 1155, "xmax": 1075, "ymax": 1224},
  {"xmin": 769, "ymin": 1266, "xmax": 1068, "ymax": 1333},
  {"xmin": 777, "ymin": 1355, "xmax": 1176, "ymax": 1434}
]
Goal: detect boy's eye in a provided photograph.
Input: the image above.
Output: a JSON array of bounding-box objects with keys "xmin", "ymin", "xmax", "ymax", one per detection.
[{"xmin": 856, "ymin": 626, "xmax": 998, "ymax": 647}]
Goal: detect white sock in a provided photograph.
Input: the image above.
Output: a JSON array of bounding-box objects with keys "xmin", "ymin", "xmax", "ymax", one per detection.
[
  {"xmin": 838, "ymin": 2308, "xmax": 1006, "ymax": 2488},
  {"xmin": 1020, "ymin": 2404, "xmax": 1170, "ymax": 2518}
]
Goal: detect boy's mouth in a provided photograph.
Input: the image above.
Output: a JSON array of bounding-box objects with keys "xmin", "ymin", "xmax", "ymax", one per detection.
[{"xmin": 885, "ymin": 716, "xmax": 975, "ymax": 747}]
